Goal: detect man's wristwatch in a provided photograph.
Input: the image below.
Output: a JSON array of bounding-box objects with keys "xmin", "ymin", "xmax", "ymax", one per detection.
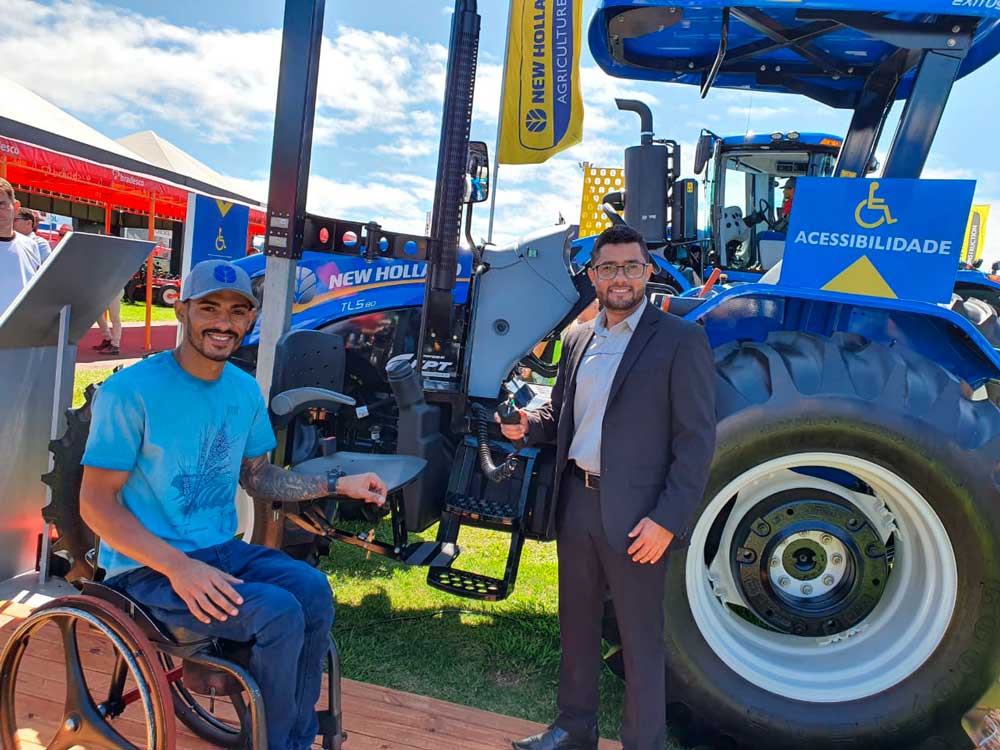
[{"xmin": 326, "ymin": 468, "xmax": 346, "ymax": 496}]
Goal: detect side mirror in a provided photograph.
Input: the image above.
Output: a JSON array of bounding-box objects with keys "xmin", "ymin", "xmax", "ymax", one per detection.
[
  {"xmin": 465, "ymin": 141, "xmax": 490, "ymax": 204},
  {"xmin": 694, "ymin": 132, "xmax": 714, "ymax": 176},
  {"xmin": 866, "ymin": 155, "xmax": 880, "ymax": 175}
]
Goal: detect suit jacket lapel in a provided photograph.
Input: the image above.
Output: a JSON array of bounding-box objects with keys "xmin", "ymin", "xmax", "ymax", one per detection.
[
  {"xmin": 607, "ymin": 304, "xmax": 659, "ymax": 406},
  {"xmin": 564, "ymin": 321, "xmax": 595, "ymax": 423}
]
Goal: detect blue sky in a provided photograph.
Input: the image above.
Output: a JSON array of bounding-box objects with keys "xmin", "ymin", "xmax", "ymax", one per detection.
[{"xmin": 6, "ymin": 0, "xmax": 1000, "ymax": 259}]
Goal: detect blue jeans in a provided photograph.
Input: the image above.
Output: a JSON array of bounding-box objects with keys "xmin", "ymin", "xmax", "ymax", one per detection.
[{"xmin": 107, "ymin": 539, "xmax": 335, "ymax": 750}]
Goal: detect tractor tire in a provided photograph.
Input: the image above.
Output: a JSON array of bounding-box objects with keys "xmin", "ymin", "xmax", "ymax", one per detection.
[
  {"xmin": 41, "ymin": 385, "xmax": 99, "ymax": 581},
  {"xmin": 159, "ymin": 284, "xmax": 180, "ymax": 307},
  {"xmin": 659, "ymin": 331, "xmax": 1000, "ymax": 749}
]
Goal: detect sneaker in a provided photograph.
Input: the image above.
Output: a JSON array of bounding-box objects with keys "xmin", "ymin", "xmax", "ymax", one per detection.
[
  {"xmin": 92, "ymin": 338, "xmax": 112, "ymax": 351},
  {"xmin": 100, "ymin": 345, "xmax": 121, "ymax": 356}
]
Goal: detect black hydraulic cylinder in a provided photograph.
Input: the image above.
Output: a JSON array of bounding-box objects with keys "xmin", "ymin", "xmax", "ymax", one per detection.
[{"xmin": 421, "ymin": 0, "xmax": 480, "ymax": 358}]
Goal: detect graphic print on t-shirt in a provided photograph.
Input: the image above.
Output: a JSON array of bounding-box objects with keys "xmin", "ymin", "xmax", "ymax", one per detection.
[{"xmin": 171, "ymin": 422, "xmax": 237, "ymax": 534}]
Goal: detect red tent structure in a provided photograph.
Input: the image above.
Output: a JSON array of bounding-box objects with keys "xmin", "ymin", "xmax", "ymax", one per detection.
[{"xmin": 0, "ymin": 75, "xmax": 266, "ymax": 346}]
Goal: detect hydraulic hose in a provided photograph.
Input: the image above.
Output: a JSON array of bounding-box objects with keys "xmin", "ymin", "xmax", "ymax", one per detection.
[{"xmin": 471, "ymin": 404, "xmax": 519, "ymax": 483}]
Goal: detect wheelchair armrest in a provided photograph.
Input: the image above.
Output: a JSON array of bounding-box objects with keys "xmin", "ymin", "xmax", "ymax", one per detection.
[{"xmin": 271, "ymin": 387, "xmax": 357, "ymax": 428}]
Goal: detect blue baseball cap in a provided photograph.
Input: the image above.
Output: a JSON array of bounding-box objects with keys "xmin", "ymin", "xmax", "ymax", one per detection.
[{"xmin": 181, "ymin": 260, "xmax": 258, "ymax": 308}]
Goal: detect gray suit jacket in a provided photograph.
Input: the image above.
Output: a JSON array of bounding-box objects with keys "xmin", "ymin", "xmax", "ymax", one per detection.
[{"xmin": 525, "ymin": 303, "xmax": 716, "ymax": 552}]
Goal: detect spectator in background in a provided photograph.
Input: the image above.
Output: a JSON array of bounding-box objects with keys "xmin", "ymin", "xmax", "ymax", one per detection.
[
  {"xmin": 93, "ymin": 297, "xmax": 123, "ymax": 356},
  {"xmin": 14, "ymin": 209, "xmax": 52, "ymax": 265},
  {"xmin": 0, "ymin": 178, "xmax": 41, "ymax": 314}
]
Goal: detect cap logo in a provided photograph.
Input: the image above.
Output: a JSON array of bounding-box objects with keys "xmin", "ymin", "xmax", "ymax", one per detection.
[{"xmin": 214, "ymin": 265, "xmax": 237, "ymax": 284}]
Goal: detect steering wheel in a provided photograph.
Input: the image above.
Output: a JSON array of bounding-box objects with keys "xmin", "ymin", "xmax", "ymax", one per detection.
[{"xmin": 744, "ymin": 198, "xmax": 778, "ymax": 231}]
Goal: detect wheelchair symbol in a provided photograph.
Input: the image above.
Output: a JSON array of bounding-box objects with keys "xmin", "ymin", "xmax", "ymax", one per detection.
[
  {"xmin": 215, "ymin": 227, "xmax": 228, "ymax": 253},
  {"xmin": 855, "ymin": 182, "xmax": 898, "ymax": 230}
]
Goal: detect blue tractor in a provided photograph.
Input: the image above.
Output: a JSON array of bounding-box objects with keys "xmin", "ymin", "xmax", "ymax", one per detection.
[
  {"xmin": 36, "ymin": 1, "xmax": 1000, "ymax": 748},
  {"xmin": 238, "ymin": 3, "xmax": 1000, "ymax": 747}
]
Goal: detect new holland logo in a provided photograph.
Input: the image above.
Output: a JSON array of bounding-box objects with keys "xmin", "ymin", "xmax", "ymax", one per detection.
[{"xmin": 524, "ymin": 108, "xmax": 547, "ymax": 133}]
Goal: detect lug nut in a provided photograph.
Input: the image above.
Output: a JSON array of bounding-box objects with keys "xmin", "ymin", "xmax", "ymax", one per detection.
[
  {"xmin": 821, "ymin": 534, "xmax": 832, "ymax": 545},
  {"xmin": 822, "ymin": 575, "xmax": 835, "ymax": 586},
  {"xmin": 779, "ymin": 577, "xmax": 790, "ymax": 588},
  {"xmin": 832, "ymin": 554, "xmax": 844, "ymax": 565},
  {"xmin": 770, "ymin": 557, "xmax": 778, "ymax": 567},
  {"xmin": 801, "ymin": 584, "xmax": 813, "ymax": 595}
]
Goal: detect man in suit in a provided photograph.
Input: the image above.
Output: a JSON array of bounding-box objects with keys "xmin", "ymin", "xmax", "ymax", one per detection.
[{"xmin": 502, "ymin": 224, "xmax": 716, "ymax": 750}]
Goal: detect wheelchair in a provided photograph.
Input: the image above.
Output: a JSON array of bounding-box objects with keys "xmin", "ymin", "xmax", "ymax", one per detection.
[{"xmin": 0, "ymin": 329, "xmax": 432, "ymax": 749}]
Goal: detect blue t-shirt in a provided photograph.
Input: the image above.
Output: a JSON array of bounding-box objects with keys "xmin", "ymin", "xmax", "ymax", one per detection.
[{"xmin": 82, "ymin": 352, "xmax": 277, "ymax": 578}]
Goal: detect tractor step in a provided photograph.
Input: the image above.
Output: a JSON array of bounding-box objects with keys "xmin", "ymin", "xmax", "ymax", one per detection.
[
  {"xmin": 427, "ymin": 566, "xmax": 509, "ymax": 601},
  {"xmin": 444, "ymin": 493, "xmax": 518, "ymax": 526},
  {"xmin": 427, "ymin": 436, "xmax": 538, "ymax": 601}
]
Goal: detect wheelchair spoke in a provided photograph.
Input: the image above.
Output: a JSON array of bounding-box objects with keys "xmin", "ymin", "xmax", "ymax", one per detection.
[
  {"xmin": 52, "ymin": 618, "xmax": 140, "ymax": 750},
  {"xmin": 101, "ymin": 652, "xmax": 130, "ymax": 718}
]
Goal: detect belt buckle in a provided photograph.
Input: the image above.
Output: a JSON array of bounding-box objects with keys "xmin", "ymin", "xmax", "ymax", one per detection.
[{"xmin": 585, "ymin": 471, "xmax": 599, "ymax": 490}]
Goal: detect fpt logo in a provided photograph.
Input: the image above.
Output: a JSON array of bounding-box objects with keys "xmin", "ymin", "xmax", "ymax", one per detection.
[
  {"xmin": 524, "ymin": 108, "xmax": 547, "ymax": 133},
  {"xmin": 854, "ymin": 182, "xmax": 898, "ymax": 230}
]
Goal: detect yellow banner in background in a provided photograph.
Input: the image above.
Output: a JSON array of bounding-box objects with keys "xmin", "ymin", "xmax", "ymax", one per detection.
[
  {"xmin": 498, "ymin": 0, "xmax": 584, "ymax": 165},
  {"xmin": 578, "ymin": 166, "xmax": 623, "ymax": 238},
  {"xmin": 963, "ymin": 204, "xmax": 991, "ymax": 265}
]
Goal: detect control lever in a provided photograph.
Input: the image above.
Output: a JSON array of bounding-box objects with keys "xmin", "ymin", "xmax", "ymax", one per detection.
[{"xmin": 497, "ymin": 397, "xmax": 525, "ymax": 451}]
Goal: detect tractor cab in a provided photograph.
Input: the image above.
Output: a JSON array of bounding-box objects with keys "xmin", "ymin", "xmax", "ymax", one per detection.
[{"xmin": 697, "ymin": 131, "xmax": 842, "ymax": 273}]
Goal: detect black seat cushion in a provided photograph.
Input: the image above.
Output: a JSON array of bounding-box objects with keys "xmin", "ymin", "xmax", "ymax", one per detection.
[{"xmin": 272, "ymin": 330, "xmax": 348, "ymax": 408}]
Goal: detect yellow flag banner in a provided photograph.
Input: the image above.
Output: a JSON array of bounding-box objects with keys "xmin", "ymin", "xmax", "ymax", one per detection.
[
  {"xmin": 578, "ymin": 166, "xmax": 623, "ymax": 238},
  {"xmin": 963, "ymin": 204, "xmax": 991, "ymax": 265},
  {"xmin": 498, "ymin": 0, "xmax": 584, "ymax": 165}
]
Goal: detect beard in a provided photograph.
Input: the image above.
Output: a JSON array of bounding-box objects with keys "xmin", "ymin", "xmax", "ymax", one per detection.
[
  {"xmin": 185, "ymin": 325, "xmax": 241, "ymax": 362},
  {"xmin": 600, "ymin": 285, "xmax": 642, "ymax": 311}
]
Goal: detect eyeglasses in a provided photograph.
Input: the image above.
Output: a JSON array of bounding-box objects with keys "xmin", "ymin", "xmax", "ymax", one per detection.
[{"xmin": 593, "ymin": 261, "xmax": 648, "ymax": 280}]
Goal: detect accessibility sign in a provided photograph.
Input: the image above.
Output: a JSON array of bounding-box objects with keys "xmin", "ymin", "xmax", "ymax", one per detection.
[{"xmin": 780, "ymin": 177, "xmax": 976, "ymax": 303}]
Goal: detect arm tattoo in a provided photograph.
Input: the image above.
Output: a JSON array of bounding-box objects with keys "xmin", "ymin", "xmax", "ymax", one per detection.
[{"xmin": 239, "ymin": 455, "xmax": 328, "ymax": 503}]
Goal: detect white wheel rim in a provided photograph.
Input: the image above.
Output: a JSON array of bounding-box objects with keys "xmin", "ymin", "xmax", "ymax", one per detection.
[{"xmin": 686, "ymin": 452, "xmax": 958, "ymax": 703}]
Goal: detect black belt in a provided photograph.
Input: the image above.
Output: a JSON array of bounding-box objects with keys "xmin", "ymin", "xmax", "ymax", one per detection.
[{"xmin": 571, "ymin": 462, "xmax": 600, "ymax": 490}]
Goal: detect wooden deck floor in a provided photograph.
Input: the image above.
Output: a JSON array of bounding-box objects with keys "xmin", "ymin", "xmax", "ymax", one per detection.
[{"xmin": 0, "ymin": 574, "xmax": 621, "ymax": 750}]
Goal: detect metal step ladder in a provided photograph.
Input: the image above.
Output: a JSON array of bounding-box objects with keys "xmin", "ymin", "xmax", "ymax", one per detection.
[{"xmin": 427, "ymin": 436, "xmax": 539, "ymax": 601}]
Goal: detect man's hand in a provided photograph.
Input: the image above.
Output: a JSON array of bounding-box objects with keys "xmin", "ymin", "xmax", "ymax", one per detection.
[
  {"xmin": 337, "ymin": 472, "xmax": 388, "ymax": 506},
  {"xmin": 164, "ymin": 556, "xmax": 244, "ymax": 625},
  {"xmin": 627, "ymin": 517, "xmax": 674, "ymax": 564},
  {"xmin": 495, "ymin": 408, "xmax": 529, "ymax": 442}
]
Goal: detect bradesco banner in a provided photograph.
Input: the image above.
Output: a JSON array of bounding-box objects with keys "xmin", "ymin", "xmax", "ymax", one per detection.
[
  {"xmin": 780, "ymin": 178, "xmax": 976, "ymax": 304},
  {"xmin": 498, "ymin": 0, "xmax": 584, "ymax": 165}
]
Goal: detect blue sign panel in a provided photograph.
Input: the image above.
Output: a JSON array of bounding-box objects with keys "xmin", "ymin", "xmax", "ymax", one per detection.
[
  {"xmin": 780, "ymin": 177, "xmax": 976, "ymax": 304},
  {"xmin": 190, "ymin": 195, "xmax": 249, "ymax": 267}
]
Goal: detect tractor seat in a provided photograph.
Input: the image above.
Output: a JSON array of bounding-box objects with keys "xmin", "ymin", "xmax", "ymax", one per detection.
[{"xmin": 291, "ymin": 451, "xmax": 427, "ymax": 494}]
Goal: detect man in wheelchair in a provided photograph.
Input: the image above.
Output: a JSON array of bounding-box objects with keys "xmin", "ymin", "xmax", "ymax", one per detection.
[{"xmin": 79, "ymin": 260, "xmax": 386, "ymax": 750}]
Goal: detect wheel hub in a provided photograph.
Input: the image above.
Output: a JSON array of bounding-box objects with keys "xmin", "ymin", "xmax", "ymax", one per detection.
[{"xmin": 732, "ymin": 488, "xmax": 889, "ymax": 637}]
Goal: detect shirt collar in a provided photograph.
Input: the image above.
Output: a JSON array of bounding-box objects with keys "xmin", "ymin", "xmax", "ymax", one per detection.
[{"xmin": 595, "ymin": 297, "xmax": 647, "ymax": 335}]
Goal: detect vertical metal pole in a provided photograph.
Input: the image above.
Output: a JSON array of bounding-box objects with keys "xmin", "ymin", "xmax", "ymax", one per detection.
[
  {"xmin": 39, "ymin": 304, "xmax": 71, "ymax": 584},
  {"xmin": 104, "ymin": 202, "xmax": 112, "ymax": 234},
  {"xmin": 256, "ymin": 0, "xmax": 326, "ymax": 400},
  {"xmin": 486, "ymin": 1, "xmax": 514, "ymax": 244},
  {"xmin": 144, "ymin": 196, "xmax": 155, "ymax": 351},
  {"xmin": 882, "ymin": 49, "xmax": 966, "ymax": 179}
]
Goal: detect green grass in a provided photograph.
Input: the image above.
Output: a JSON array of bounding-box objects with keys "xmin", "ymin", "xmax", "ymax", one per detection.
[
  {"xmin": 73, "ymin": 367, "xmax": 115, "ymax": 407},
  {"xmin": 320, "ymin": 523, "xmax": 634, "ymax": 742},
  {"xmin": 118, "ymin": 301, "xmax": 176, "ymax": 323}
]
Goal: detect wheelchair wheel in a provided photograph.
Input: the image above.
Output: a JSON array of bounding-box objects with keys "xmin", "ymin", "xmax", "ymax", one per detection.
[
  {"xmin": 0, "ymin": 595, "xmax": 175, "ymax": 750},
  {"xmin": 160, "ymin": 651, "xmax": 252, "ymax": 748}
]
